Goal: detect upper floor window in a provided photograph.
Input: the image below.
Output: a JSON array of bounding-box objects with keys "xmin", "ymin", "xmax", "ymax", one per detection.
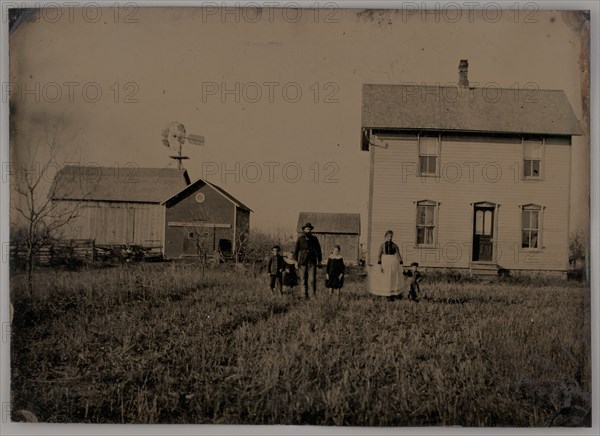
[
  {"xmin": 418, "ymin": 135, "xmax": 440, "ymax": 176},
  {"xmin": 521, "ymin": 204, "xmax": 543, "ymax": 250},
  {"xmin": 523, "ymin": 138, "xmax": 544, "ymax": 179},
  {"xmin": 416, "ymin": 200, "xmax": 438, "ymax": 246}
]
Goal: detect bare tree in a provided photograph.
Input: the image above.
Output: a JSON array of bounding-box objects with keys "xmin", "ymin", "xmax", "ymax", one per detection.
[
  {"xmin": 234, "ymin": 227, "xmax": 295, "ymax": 277},
  {"xmin": 10, "ymin": 120, "xmax": 82, "ymax": 296},
  {"xmin": 234, "ymin": 230, "xmax": 269, "ymax": 277},
  {"xmin": 177, "ymin": 208, "xmax": 227, "ymax": 276},
  {"xmin": 569, "ymin": 227, "xmax": 586, "ymax": 262}
]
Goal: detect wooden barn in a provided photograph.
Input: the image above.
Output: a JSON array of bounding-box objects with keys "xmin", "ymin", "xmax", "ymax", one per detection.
[
  {"xmin": 361, "ymin": 60, "xmax": 582, "ymax": 277},
  {"xmin": 296, "ymin": 212, "xmax": 361, "ymax": 264},
  {"xmin": 50, "ymin": 165, "xmax": 251, "ymax": 259}
]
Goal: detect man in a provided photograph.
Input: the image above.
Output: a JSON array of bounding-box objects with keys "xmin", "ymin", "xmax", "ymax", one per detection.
[{"xmin": 294, "ymin": 222, "xmax": 322, "ymax": 299}]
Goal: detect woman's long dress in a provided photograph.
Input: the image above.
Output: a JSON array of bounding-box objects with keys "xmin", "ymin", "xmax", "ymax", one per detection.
[{"xmin": 368, "ymin": 241, "xmax": 407, "ymax": 297}]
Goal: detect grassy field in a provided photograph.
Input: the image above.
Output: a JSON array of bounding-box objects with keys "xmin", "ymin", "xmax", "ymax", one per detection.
[{"xmin": 10, "ymin": 261, "xmax": 591, "ymax": 426}]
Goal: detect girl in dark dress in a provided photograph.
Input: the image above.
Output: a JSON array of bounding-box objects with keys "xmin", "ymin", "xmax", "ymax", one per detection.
[
  {"xmin": 282, "ymin": 252, "xmax": 299, "ymax": 293},
  {"xmin": 326, "ymin": 245, "xmax": 345, "ymax": 296}
]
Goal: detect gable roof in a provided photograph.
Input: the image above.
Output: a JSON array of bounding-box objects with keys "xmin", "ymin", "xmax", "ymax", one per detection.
[
  {"xmin": 297, "ymin": 212, "xmax": 361, "ymax": 234},
  {"xmin": 362, "ymin": 84, "xmax": 582, "ymax": 137},
  {"xmin": 163, "ymin": 178, "xmax": 252, "ymax": 212},
  {"xmin": 51, "ymin": 166, "xmax": 190, "ymax": 203}
]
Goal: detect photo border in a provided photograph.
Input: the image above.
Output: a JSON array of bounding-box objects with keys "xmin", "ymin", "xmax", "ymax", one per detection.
[{"xmin": 0, "ymin": 1, "xmax": 597, "ymax": 435}]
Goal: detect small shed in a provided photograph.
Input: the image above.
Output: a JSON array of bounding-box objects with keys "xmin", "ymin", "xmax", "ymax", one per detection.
[{"xmin": 296, "ymin": 212, "xmax": 361, "ymax": 264}]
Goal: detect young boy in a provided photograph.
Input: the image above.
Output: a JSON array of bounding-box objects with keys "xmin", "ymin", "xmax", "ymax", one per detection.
[
  {"xmin": 267, "ymin": 245, "xmax": 284, "ymax": 294},
  {"xmin": 404, "ymin": 262, "xmax": 422, "ymax": 302}
]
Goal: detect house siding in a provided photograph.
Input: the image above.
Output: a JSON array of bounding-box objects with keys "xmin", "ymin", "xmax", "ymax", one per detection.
[
  {"xmin": 164, "ymin": 184, "xmax": 234, "ymax": 258},
  {"xmin": 368, "ymin": 133, "xmax": 571, "ymax": 271},
  {"xmin": 54, "ymin": 200, "xmax": 164, "ymax": 246}
]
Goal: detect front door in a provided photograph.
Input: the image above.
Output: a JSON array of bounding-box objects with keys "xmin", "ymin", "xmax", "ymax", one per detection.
[{"xmin": 472, "ymin": 206, "xmax": 494, "ymax": 261}]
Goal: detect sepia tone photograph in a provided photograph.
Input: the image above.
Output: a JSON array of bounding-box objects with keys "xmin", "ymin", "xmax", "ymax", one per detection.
[{"xmin": 1, "ymin": 0, "xmax": 596, "ymax": 431}]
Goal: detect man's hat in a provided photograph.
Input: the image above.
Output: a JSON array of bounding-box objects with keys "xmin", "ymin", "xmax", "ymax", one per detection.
[{"xmin": 302, "ymin": 222, "xmax": 314, "ymax": 230}]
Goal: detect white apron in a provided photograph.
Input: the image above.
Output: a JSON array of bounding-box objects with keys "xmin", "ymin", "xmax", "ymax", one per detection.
[{"xmin": 368, "ymin": 254, "xmax": 406, "ymax": 297}]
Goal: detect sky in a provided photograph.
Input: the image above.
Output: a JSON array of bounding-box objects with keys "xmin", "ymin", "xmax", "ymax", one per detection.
[{"xmin": 8, "ymin": 5, "xmax": 589, "ymax": 240}]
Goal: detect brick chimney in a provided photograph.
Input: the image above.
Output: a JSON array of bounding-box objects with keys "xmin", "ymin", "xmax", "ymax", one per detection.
[{"xmin": 458, "ymin": 59, "xmax": 469, "ymax": 88}]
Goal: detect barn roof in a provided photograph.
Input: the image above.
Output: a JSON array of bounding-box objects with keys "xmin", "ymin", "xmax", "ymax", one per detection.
[
  {"xmin": 362, "ymin": 84, "xmax": 582, "ymax": 137},
  {"xmin": 297, "ymin": 212, "xmax": 360, "ymax": 234},
  {"xmin": 163, "ymin": 178, "xmax": 253, "ymax": 212},
  {"xmin": 51, "ymin": 166, "xmax": 190, "ymax": 203}
]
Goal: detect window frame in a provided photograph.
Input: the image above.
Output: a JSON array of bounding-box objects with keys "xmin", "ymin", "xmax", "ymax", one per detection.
[
  {"xmin": 522, "ymin": 137, "xmax": 545, "ymax": 180},
  {"xmin": 520, "ymin": 204, "xmax": 544, "ymax": 251},
  {"xmin": 415, "ymin": 200, "xmax": 439, "ymax": 248},
  {"xmin": 417, "ymin": 134, "xmax": 441, "ymax": 177}
]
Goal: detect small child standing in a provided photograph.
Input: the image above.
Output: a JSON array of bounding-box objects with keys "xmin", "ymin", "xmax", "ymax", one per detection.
[
  {"xmin": 267, "ymin": 245, "xmax": 284, "ymax": 294},
  {"xmin": 326, "ymin": 245, "xmax": 345, "ymax": 296},
  {"xmin": 282, "ymin": 251, "xmax": 299, "ymax": 294},
  {"xmin": 404, "ymin": 261, "xmax": 422, "ymax": 301}
]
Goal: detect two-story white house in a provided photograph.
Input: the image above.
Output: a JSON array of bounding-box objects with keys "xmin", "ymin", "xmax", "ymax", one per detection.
[{"xmin": 361, "ymin": 60, "xmax": 582, "ymax": 277}]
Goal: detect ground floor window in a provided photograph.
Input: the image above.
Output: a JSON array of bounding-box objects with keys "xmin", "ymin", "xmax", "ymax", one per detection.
[
  {"xmin": 416, "ymin": 200, "xmax": 438, "ymax": 246},
  {"xmin": 521, "ymin": 204, "xmax": 542, "ymax": 249}
]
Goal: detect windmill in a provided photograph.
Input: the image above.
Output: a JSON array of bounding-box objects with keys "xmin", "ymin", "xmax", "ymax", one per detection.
[{"xmin": 161, "ymin": 121, "xmax": 205, "ymax": 170}]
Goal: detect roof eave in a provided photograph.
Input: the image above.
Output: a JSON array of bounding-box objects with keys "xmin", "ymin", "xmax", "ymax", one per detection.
[
  {"xmin": 51, "ymin": 197, "xmax": 162, "ymax": 204},
  {"xmin": 161, "ymin": 178, "xmax": 205, "ymax": 206},
  {"xmin": 363, "ymin": 126, "xmax": 581, "ymax": 137},
  {"xmin": 203, "ymin": 180, "xmax": 253, "ymax": 212}
]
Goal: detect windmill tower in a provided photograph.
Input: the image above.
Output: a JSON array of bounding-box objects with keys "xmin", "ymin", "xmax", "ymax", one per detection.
[{"xmin": 161, "ymin": 121, "xmax": 205, "ymax": 170}]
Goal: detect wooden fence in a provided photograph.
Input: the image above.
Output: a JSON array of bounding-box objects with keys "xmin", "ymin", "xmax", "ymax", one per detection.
[{"xmin": 9, "ymin": 239, "xmax": 163, "ymax": 269}]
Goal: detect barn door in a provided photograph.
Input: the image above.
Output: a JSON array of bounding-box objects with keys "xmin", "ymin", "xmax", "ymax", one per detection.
[{"xmin": 472, "ymin": 206, "xmax": 494, "ymax": 261}]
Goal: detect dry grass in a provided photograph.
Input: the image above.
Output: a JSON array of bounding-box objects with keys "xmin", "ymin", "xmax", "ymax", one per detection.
[{"xmin": 10, "ymin": 261, "xmax": 591, "ymax": 425}]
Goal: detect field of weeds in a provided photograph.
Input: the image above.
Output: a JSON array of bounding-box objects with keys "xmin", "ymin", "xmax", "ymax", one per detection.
[{"xmin": 10, "ymin": 261, "xmax": 591, "ymax": 425}]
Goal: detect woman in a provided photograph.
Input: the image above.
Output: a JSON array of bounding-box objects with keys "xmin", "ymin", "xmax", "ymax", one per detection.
[{"xmin": 369, "ymin": 230, "xmax": 406, "ymax": 300}]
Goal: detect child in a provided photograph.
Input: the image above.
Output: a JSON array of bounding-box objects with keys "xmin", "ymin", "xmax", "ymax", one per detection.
[
  {"xmin": 403, "ymin": 262, "xmax": 422, "ymax": 301},
  {"xmin": 282, "ymin": 251, "xmax": 299, "ymax": 294},
  {"xmin": 326, "ymin": 245, "xmax": 345, "ymax": 296},
  {"xmin": 267, "ymin": 245, "xmax": 284, "ymax": 294}
]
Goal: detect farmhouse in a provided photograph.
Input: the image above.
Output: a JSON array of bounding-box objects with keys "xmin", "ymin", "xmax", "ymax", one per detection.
[
  {"xmin": 361, "ymin": 60, "xmax": 582, "ymax": 277},
  {"xmin": 51, "ymin": 165, "xmax": 251, "ymax": 258},
  {"xmin": 296, "ymin": 212, "xmax": 361, "ymax": 264}
]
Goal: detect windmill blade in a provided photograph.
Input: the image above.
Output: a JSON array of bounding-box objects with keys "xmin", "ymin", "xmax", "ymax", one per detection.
[
  {"xmin": 160, "ymin": 121, "xmax": 205, "ymax": 170},
  {"xmin": 161, "ymin": 127, "xmax": 171, "ymax": 147},
  {"xmin": 186, "ymin": 133, "xmax": 205, "ymax": 146},
  {"xmin": 172, "ymin": 122, "xmax": 186, "ymax": 145}
]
